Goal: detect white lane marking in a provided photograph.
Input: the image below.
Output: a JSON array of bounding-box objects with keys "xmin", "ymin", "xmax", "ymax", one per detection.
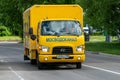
[
  {"xmin": 0, "ymin": 59, "xmax": 8, "ymax": 63},
  {"xmin": 0, "ymin": 46, "xmax": 22, "ymax": 50},
  {"xmin": 83, "ymin": 64, "xmax": 120, "ymax": 75},
  {"xmin": 0, "ymin": 59, "xmax": 4, "ymax": 62},
  {"xmin": 8, "ymin": 67, "xmax": 24, "ymax": 80}
]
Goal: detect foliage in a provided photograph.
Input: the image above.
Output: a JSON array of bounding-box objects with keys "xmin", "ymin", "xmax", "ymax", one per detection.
[
  {"xmin": 0, "ymin": 26, "xmax": 11, "ymax": 36},
  {"xmin": 78, "ymin": 0, "xmax": 120, "ymax": 35},
  {"xmin": 0, "ymin": 0, "xmax": 120, "ymax": 38},
  {"xmin": 0, "ymin": 0, "xmax": 75, "ymax": 37}
]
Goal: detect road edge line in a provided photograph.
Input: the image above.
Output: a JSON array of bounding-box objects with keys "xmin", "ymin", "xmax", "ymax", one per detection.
[
  {"xmin": 8, "ymin": 67, "xmax": 24, "ymax": 80},
  {"xmin": 83, "ymin": 64, "xmax": 120, "ymax": 75}
]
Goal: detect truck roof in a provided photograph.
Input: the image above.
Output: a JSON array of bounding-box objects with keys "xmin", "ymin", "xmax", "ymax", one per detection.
[
  {"xmin": 23, "ymin": 5, "xmax": 83, "ymax": 19},
  {"xmin": 23, "ymin": 5, "xmax": 83, "ymax": 28},
  {"xmin": 24, "ymin": 5, "xmax": 82, "ymax": 11}
]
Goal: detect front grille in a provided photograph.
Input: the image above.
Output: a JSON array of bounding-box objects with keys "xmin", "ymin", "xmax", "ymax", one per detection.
[
  {"xmin": 52, "ymin": 57, "xmax": 73, "ymax": 59},
  {"xmin": 52, "ymin": 46, "xmax": 73, "ymax": 54}
]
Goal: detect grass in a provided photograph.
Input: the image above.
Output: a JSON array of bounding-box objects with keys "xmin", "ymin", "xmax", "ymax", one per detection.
[
  {"xmin": 89, "ymin": 35, "xmax": 117, "ymax": 42},
  {"xmin": 0, "ymin": 36, "xmax": 21, "ymax": 41},
  {"xmin": 89, "ymin": 36, "xmax": 105, "ymax": 42},
  {"xmin": 86, "ymin": 35, "xmax": 120, "ymax": 55}
]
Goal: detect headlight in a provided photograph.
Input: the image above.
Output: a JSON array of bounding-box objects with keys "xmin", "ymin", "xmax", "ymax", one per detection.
[
  {"xmin": 76, "ymin": 46, "xmax": 83, "ymax": 52},
  {"xmin": 41, "ymin": 46, "xmax": 49, "ymax": 52}
]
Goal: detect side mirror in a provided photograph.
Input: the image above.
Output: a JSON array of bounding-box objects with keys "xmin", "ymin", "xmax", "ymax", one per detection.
[
  {"xmin": 29, "ymin": 27, "xmax": 33, "ymax": 34},
  {"xmin": 31, "ymin": 34, "xmax": 36, "ymax": 40}
]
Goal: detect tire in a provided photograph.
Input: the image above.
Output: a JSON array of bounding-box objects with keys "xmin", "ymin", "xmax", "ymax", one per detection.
[
  {"xmin": 30, "ymin": 59, "xmax": 36, "ymax": 65},
  {"xmin": 24, "ymin": 48, "xmax": 30, "ymax": 60},
  {"xmin": 76, "ymin": 62, "xmax": 82, "ymax": 69},
  {"xmin": 37, "ymin": 62, "xmax": 44, "ymax": 70},
  {"xmin": 24, "ymin": 55, "xmax": 29, "ymax": 60},
  {"xmin": 37, "ymin": 54, "xmax": 44, "ymax": 70}
]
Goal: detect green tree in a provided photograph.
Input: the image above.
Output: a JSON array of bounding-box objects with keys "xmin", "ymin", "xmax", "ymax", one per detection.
[
  {"xmin": 78, "ymin": 0, "xmax": 120, "ymax": 42},
  {"xmin": 0, "ymin": 0, "xmax": 75, "ymax": 38}
]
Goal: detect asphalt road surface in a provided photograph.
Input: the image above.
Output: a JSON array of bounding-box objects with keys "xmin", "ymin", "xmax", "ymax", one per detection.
[{"xmin": 0, "ymin": 43, "xmax": 120, "ymax": 80}]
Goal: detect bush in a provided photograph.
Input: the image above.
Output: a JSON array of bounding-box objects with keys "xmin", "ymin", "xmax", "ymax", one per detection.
[{"xmin": 0, "ymin": 26, "xmax": 11, "ymax": 36}]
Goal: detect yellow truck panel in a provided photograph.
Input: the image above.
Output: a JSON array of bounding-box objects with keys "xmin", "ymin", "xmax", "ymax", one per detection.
[{"xmin": 23, "ymin": 5, "xmax": 85, "ymax": 69}]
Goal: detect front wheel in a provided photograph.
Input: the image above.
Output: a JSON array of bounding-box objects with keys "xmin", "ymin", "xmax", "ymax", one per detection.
[
  {"xmin": 24, "ymin": 55, "xmax": 29, "ymax": 60},
  {"xmin": 36, "ymin": 54, "xmax": 44, "ymax": 69},
  {"xmin": 76, "ymin": 62, "xmax": 82, "ymax": 69},
  {"xmin": 30, "ymin": 59, "xmax": 36, "ymax": 65}
]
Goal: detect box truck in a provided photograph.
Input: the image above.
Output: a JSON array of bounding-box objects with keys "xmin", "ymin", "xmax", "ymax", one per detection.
[{"xmin": 23, "ymin": 5, "xmax": 85, "ymax": 69}]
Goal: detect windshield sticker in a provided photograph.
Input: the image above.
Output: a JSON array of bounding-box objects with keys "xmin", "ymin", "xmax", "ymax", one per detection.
[{"xmin": 46, "ymin": 38, "xmax": 77, "ymax": 42}]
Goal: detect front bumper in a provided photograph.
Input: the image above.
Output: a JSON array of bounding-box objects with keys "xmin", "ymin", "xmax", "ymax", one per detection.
[{"xmin": 38, "ymin": 54, "xmax": 85, "ymax": 63}]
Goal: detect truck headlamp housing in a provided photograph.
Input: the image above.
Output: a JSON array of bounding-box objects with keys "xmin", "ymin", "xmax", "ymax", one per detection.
[
  {"xmin": 41, "ymin": 46, "xmax": 49, "ymax": 52},
  {"xmin": 76, "ymin": 46, "xmax": 83, "ymax": 52}
]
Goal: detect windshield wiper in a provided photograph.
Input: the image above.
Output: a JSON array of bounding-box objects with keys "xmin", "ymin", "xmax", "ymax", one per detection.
[
  {"xmin": 43, "ymin": 33, "xmax": 54, "ymax": 35},
  {"xmin": 65, "ymin": 32, "xmax": 79, "ymax": 36},
  {"xmin": 71, "ymin": 33, "xmax": 80, "ymax": 36}
]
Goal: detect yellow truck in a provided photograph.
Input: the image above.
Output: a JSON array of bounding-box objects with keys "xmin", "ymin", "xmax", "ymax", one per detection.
[{"xmin": 23, "ymin": 5, "xmax": 85, "ymax": 69}]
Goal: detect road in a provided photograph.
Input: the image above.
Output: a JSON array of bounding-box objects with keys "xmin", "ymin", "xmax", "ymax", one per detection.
[{"xmin": 0, "ymin": 43, "xmax": 120, "ymax": 80}]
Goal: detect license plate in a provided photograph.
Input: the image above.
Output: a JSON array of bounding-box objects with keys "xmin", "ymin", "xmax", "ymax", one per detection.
[{"xmin": 56, "ymin": 55, "xmax": 69, "ymax": 59}]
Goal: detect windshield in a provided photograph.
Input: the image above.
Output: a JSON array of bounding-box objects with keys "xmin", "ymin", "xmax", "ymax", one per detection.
[{"xmin": 41, "ymin": 20, "xmax": 82, "ymax": 36}]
